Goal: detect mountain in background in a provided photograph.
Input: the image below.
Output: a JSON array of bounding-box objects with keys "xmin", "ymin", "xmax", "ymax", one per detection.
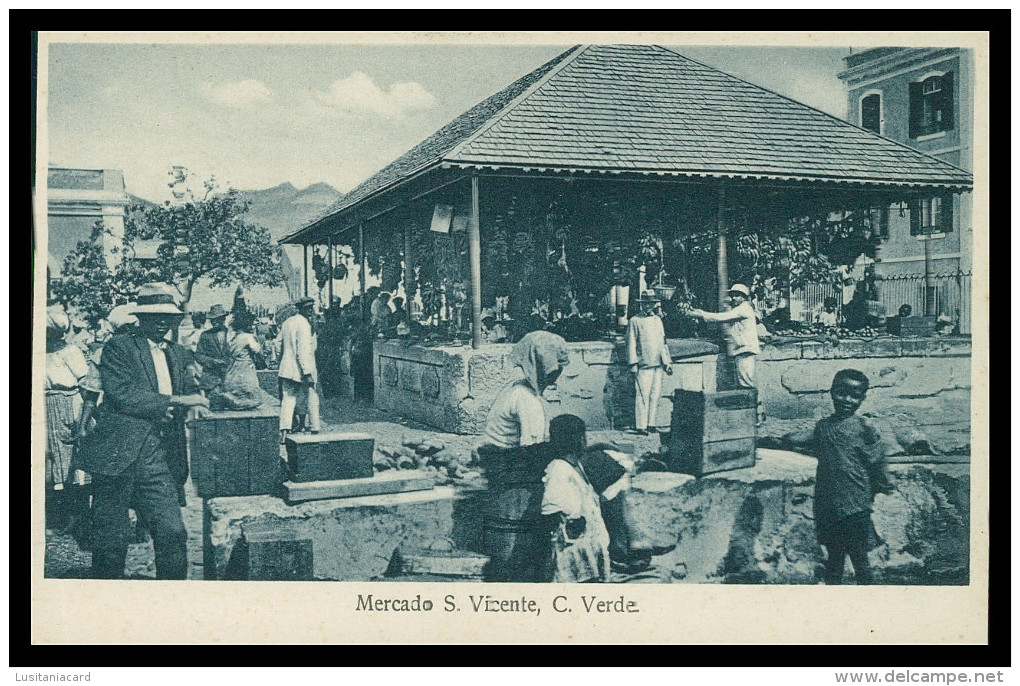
[
  {"xmin": 127, "ymin": 181, "xmax": 342, "ymax": 242},
  {"xmin": 240, "ymin": 182, "xmax": 343, "ymax": 302},
  {"xmin": 240, "ymin": 181, "xmax": 342, "ymax": 243},
  {"xmin": 125, "ymin": 181, "xmax": 342, "ymax": 312}
]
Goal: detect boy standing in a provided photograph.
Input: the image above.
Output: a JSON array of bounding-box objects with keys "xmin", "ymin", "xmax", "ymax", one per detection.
[{"xmin": 811, "ymin": 369, "xmax": 894, "ymax": 585}]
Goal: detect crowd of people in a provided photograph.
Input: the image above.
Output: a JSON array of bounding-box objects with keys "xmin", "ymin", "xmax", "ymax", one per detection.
[
  {"xmin": 42, "ymin": 283, "xmax": 330, "ymax": 577},
  {"xmin": 45, "ymin": 280, "xmax": 893, "ymax": 585},
  {"xmin": 477, "ymin": 308, "xmax": 890, "ymax": 584}
]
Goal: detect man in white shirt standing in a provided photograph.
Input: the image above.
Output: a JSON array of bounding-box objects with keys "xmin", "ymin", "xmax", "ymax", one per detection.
[
  {"xmin": 689, "ymin": 283, "xmax": 761, "ymax": 389},
  {"xmin": 277, "ymin": 296, "xmax": 320, "ymax": 444},
  {"xmin": 626, "ymin": 290, "xmax": 673, "ymax": 435}
]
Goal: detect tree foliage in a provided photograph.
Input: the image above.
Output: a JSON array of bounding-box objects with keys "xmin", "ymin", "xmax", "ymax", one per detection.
[
  {"xmin": 49, "ymin": 221, "xmax": 155, "ymax": 326},
  {"xmin": 51, "ymin": 180, "xmax": 285, "ymax": 322},
  {"xmin": 124, "ymin": 184, "xmax": 284, "ymax": 307}
]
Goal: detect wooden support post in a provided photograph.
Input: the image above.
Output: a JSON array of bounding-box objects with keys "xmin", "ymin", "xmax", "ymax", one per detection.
[
  {"xmin": 303, "ymin": 245, "xmax": 309, "ymax": 298},
  {"xmin": 327, "ymin": 235, "xmax": 335, "ymax": 307},
  {"xmin": 716, "ymin": 185, "xmax": 729, "ymax": 309},
  {"xmin": 359, "ymin": 223, "xmax": 367, "ymax": 321},
  {"xmin": 469, "ymin": 175, "xmax": 483, "ymax": 349},
  {"xmin": 403, "ymin": 220, "xmax": 414, "ymax": 321},
  {"xmin": 923, "ymin": 236, "xmax": 936, "ymax": 316}
]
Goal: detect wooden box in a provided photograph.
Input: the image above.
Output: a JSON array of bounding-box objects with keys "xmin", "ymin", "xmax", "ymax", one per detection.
[
  {"xmin": 285, "ymin": 432, "xmax": 375, "ymax": 483},
  {"xmin": 224, "ymin": 521, "xmax": 314, "ymax": 581},
  {"xmin": 888, "ymin": 315, "xmax": 936, "ymax": 337},
  {"xmin": 667, "ymin": 388, "xmax": 757, "ymax": 477},
  {"xmin": 188, "ymin": 394, "xmax": 286, "ymax": 498}
]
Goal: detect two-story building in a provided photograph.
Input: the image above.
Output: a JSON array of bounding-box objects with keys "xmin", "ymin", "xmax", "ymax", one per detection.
[
  {"xmin": 838, "ymin": 48, "xmax": 973, "ymax": 330},
  {"xmin": 45, "ymin": 167, "xmax": 131, "ymax": 279}
]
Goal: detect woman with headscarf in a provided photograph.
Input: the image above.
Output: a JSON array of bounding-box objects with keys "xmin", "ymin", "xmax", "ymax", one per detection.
[
  {"xmin": 44, "ymin": 304, "xmax": 91, "ymax": 532},
  {"xmin": 478, "ymin": 331, "xmax": 571, "ymax": 582},
  {"xmin": 210, "ymin": 310, "xmax": 265, "ymax": 411},
  {"xmin": 481, "ymin": 331, "xmax": 570, "ymax": 450}
]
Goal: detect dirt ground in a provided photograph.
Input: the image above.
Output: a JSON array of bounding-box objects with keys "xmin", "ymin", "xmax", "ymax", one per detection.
[{"xmin": 44, "ymin": 395, "xmax": 667, "ymax": 581}]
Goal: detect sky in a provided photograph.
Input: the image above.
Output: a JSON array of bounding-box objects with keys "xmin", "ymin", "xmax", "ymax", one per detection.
[{"xmin": 43, "ymin": 40, "xmax": 852, "ymax": 203}]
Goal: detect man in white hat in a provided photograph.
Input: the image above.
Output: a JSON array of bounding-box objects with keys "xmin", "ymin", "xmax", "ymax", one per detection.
[
  {"xmin": 277, "ymin": 296, "xmax": 320, "ymax": 443},
  {"xmin": 688, "ymin": 284, "xmax": 761, "ymax": 389},
  {"xmin": 626, "ymin": 289, "xmax": 674, "ymax": 435},
  {"xmin": 76, "ymin": 283, "xmax": 209, "ymax": 579}
]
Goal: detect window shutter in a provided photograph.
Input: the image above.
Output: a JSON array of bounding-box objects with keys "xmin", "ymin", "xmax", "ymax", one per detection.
[
  {"xmin": 941, "ymin": 72, "xmax": 954, "ymax": 130},
  {"xmin": 938, "ymin": 194, "xmax": 954, "ymax": 233},
  {"xmin": 908, "ymin": 81, "xmax": 923, "ymax": 138},
  {"xmin": 909, "ymin": 200, "xmax": 922, "ymax": 236},
  {"xmin": 879, "ymin": 206, "xmax": 890, "ymax": 238},
  {"xmin": 861, "ymin": 94, "xmax": 881, "ymax": 133}
]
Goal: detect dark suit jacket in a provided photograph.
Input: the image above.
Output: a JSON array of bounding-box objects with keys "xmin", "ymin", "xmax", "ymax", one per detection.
[
  {"xmin": 194, "ymin": 326, "xmax": 230, "ymax": 391},
  {"xmin": 78, "ymin": 333, "xmax": 195, "ymax": 482}
]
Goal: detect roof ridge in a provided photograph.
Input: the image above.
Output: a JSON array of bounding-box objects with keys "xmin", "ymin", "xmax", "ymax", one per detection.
[
  {"xmin": 299, "ymin": 45, "xmax": 583, "ymax": 231},
  {"xmin": 655, "ymin": 44, "xmax": 972, "ymax": 177},
  {"xmin": 445, "ymin": 44, "xmax": 589, "ymax": 162}
]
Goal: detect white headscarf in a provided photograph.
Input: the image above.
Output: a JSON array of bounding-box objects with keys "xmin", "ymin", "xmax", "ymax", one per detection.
[{"xmin": 510, "ymin": 331, "xmax": 570, "ymax": 393}]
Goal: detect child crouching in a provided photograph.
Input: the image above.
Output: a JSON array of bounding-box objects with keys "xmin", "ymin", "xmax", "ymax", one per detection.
[{"xmin": 541, "ymin": 414, "xmax": 615, "ymax": 583}]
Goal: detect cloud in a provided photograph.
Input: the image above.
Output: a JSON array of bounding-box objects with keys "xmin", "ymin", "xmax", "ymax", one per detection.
[
  {"xmin": 202, "ymin": 79, "xmax": 273, "ymax": 108},
  {"xmin": 312, "ymin": 72, "xmax": 437, "ymax": 117}
]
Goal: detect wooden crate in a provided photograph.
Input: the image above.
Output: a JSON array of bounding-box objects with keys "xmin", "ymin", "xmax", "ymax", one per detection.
[
  {"xmin": 227, "ymin": 521, "xmax": 314, "ymax": 581},
  {"xmin": 667, "ymin": 388, "xmax": 757, "ymax": 477},
  {"xmin": 889, "ymin": 315, "xmax": 936, "ymax": 337},
  {"xmin": 285, "ymin": 432, "xmax": 375, "ymax": 483},
  {"xmin": 187, "ymin": 392, "xmax": 286, "ymax": 498}
]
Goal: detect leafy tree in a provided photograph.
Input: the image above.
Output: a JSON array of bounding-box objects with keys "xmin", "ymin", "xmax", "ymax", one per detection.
[
  {"xmin": 124, "ymin": 180, "xmax": 284, "ymax": 310},
  {"xmin": 49, "ymin": 220, "xmax": 155, "ymax": 326},
  {"xmin": 51, "ymin": 178, "xmax": 285, "ymax": 322}
]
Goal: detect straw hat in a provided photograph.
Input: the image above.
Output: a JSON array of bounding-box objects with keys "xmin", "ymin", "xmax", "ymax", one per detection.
[
  {"xmin": 727, "ymin": 284, "xmax": 751, "ymax": 298},
  {"xmin": 133, "ymin": 283, "xmax": 183, "ymax": 316},
  {"xmin": 207, "ymin": 304, "xmax": 229, "ymax": 320},
  {"xmin": 637, "ymin": 289, "xmax": 661, "ymax": 303},
  {"xmin": 46, "ymin": 304, "xmax": 70, "ymax": 334}
]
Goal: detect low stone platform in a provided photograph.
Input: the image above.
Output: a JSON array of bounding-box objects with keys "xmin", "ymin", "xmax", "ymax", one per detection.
[
  {"xmin": 628, "ymin": 449, "xmax": 969, "ymax": 584},
  {"xmin": 204, "ymin": 481, "xmax": 487, "ymax": 581},
  {"xmin": 203, "ymin": 450, "xmax": 969, "ymax": 584}
]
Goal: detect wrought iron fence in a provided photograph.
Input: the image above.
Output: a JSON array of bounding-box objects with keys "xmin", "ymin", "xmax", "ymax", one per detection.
[{"xmin": 791, "ymin": 271, "xmax": 972, "ymax": 334}]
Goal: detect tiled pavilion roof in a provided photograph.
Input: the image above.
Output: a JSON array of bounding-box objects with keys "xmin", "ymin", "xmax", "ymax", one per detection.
[{"xmin": 285, "ymin": 44, "xmax": 971, "ymax": 243}]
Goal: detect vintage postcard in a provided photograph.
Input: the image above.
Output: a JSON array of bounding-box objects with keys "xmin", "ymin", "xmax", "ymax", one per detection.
[{"xmin": 31, "ymin": 30, "xmax": 989, "ymax": 645}]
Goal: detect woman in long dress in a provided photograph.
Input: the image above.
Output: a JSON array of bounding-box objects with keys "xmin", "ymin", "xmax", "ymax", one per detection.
[
  {"xmin": 478, "ymin": 330, "xmax": 571, "ymax": 582},
  {"xmin": 212, "ymin": 311, "xmax": 264, "ymax": 411},
  {"xmin": 44, "ymin": 305, "xmax": 90, "ymax": 531}
]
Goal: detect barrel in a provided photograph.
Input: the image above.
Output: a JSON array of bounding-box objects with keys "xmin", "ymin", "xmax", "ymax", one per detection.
[{"xmin": 477, "ymin": 443, "xmax": 554, "ymax": 582}]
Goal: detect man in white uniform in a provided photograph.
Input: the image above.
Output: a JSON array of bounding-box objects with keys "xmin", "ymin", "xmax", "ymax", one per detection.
[
  {"xmin": 277, "ymin": 297, "xmax": 320, "ymax": 443},
  {"xmin": 626, "ymin": 290, "xmax": 673, "ymax": 435},
  {"xmin": 689, "ymin": 283, "xmax": 761, "ymax": 389}
]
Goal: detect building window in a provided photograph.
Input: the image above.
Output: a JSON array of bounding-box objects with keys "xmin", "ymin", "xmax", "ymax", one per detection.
[
  {"xmin": 869, "ymin": 205, "xmax": 889, "ymax": 239},
  {"xmin": 909, "ymin": 72, "xmax": 954, "ymax": 138},
  {"xmin": 910, "ymin": 195, "xmax": 953, "ymax": 235},
  {"xmin": 860, "ymin": 93, "xmax": 882, "ymax": 134}
]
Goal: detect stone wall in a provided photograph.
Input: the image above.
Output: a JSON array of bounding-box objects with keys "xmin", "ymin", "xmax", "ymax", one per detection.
[
  {"xmin": 204, "ymin": 485, "xmax": 487, "ymax": 581},
  {"xmin": 203, "ymin": 451, "xmax": 969, "ymax": 584},
  {"xmin": 372, "ymin": 337, "xmax": 971, "ymax": 454},
  {"xmin": 373, "ymin": 339, "xmax": 720, "ymax": 434},
  {"xmin": 628, "ymin": 451, "xmax": 969, "ymax": 585},
  {"xmin": 757, "ymin": 337, "xmax": 971, "ymax": 455}
]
